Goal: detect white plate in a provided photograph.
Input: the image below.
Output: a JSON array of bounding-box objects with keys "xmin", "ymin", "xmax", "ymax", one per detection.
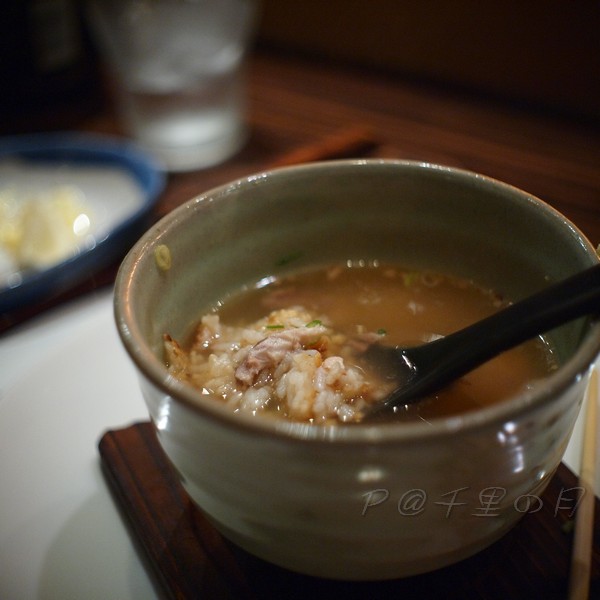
[
  {"xmin": 0, "ymin": 291, "xmax": 159, "ymax": 599},
  {"xmin": 0, "ymin": 291, "xmax": 595, "ymax": 598}
]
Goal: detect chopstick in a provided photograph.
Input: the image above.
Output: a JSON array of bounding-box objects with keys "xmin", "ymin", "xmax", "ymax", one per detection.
[
  {"xmin": 268, "ymin": 125, "xmax": 379, "ymax": 167},
  {"xmin": 568, "ymin": 367, "xmax": 598, "ymax": 600}
]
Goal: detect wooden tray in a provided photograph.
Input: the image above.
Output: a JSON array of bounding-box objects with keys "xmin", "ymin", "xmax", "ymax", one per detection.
[{"xmin": 98, "ymin": 422, "xmax": 600, "ymax": 599}]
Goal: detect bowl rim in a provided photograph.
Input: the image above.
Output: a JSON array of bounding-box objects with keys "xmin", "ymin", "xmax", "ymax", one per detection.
[{"xmin": 114, "ymin": 158, "xmax": 600, "ymax": 445}]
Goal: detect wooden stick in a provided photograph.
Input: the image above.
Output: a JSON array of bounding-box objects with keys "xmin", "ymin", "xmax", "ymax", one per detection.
[
  {"xmin": 569, "ymin": 367, "xmax": 598, "ymax": 600},
  {"xmin": 268, "ymin": 125, "xmax": 379, "ymax": 167}
]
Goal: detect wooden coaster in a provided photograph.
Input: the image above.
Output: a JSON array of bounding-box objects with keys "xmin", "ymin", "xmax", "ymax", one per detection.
[{"xmin": 99, "ymin": 422, "xmax": 600, "ymax": 599}]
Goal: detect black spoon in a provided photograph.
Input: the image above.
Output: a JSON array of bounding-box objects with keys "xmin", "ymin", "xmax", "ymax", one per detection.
[{"xmin": 363, "ymin": 263, "xmax": 600, "ymax": 417}]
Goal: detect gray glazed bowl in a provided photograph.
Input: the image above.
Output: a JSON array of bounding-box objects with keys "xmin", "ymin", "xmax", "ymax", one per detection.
[{"xmin": 114, "ymin": 160, "xmax": 600, "ymax": 580}]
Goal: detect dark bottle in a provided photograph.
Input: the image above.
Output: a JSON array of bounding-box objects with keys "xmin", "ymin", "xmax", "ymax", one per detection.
[{"xmin": 0, "ymin": 0, "xmax": 102, "ymax": 133}]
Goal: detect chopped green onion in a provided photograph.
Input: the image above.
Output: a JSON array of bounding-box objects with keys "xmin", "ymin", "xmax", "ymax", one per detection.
[
  {"xmin": 266, "ymin": 324, "xmax": 285, "ymax": 330},
  {"xmin": 305, "ymin": 319, "xmax": 322, "ymax": 328},
  {"xmin": 377, "ymin": 328, "xmax": 387, "ymax": 335},
  {"xmin": 154, "ymin": 244, "xmax": 172, "ymax": 271}
]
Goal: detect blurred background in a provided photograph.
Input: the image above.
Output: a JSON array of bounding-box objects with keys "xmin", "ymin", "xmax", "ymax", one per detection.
[
  {"xmin": 0, "ymin": 0, "xmax": 598, "ymax": 135},
  {"xmin": 258, "ymin": 0, "xmax": 600, "ymax": 122}
]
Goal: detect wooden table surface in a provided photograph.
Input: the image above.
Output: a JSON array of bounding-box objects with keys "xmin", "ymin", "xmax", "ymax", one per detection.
[
  {"xmin": 2, "ymin": 47, "xmax": 600, "ymax": 330},
  {"xmin": 80, "ymin": 48, "xmax": 600, "ymax": 241}
]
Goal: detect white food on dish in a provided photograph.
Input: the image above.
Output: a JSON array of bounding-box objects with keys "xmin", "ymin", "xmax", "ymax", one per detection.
[
  {"xmin": 0, "ymin": 185, "xmax": 94, "ymax": 275},
  {"xmin": 0, "ymin": 158, "xmax": 145, "ymax": 289}
]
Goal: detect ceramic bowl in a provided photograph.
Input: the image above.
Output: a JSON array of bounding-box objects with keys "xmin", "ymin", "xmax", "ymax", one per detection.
[{"xmin": 114, "ymin": 160, "xmax": 600, "ymax": 580}]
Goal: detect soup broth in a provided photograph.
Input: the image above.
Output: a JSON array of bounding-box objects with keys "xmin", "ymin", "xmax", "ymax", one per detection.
[{"xmin": 164, "ymin": 262, "xmax": 557, "ymax": 423}]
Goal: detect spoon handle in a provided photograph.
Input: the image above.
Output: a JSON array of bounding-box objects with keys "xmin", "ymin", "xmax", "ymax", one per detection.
[{"xmin": 388, "ymin": 262, "xmax": 600, "ymax": 406}]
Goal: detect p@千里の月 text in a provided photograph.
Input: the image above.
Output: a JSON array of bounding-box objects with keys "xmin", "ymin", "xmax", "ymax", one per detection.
[{"xmin": 361, "ymin": 486, "xmax": 585, "ymax": 518}]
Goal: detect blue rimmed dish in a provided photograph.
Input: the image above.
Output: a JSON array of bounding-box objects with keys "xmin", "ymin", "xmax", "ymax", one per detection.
[{"xmin": 0, "ymin": 132, "xmax": 165, "ymax": 314}]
